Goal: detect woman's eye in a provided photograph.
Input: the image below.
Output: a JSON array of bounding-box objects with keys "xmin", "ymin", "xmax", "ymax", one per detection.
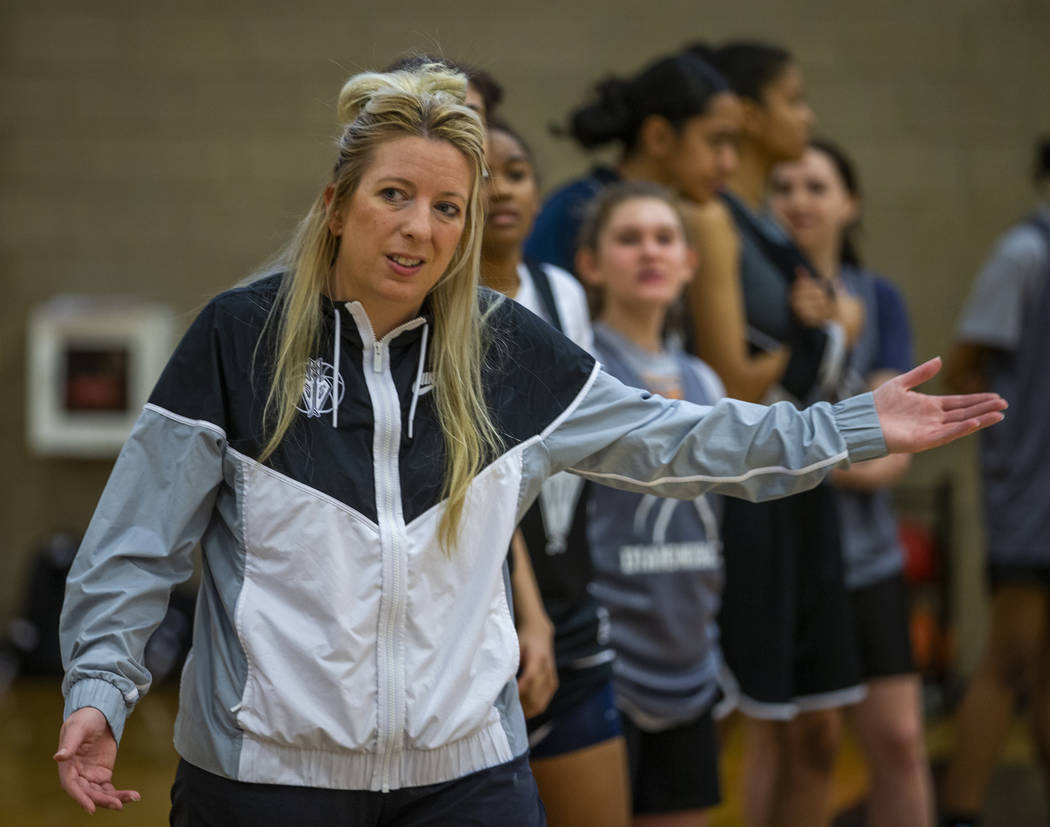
[
  {"xmin": 436, "ymin": 202, "xmax": 462, "ymax": 219},
  {"xmin": 381, "ymin": 188, "xmax": 406, "ymax": 203}
]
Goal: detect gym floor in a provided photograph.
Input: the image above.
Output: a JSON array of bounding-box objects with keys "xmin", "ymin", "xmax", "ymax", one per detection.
[{"xmin": 5, "ymin": 678, "xmax": 1044, "ymax": 826}]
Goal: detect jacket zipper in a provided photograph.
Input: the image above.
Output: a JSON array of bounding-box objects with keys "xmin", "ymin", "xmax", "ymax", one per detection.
[
  {"xmin": 376, "ymin": 345, "xmax": 403, "ymax": 793},
  {"xmin": 346, "ymin": 305, "xmax": 422, "ymax": 793}
]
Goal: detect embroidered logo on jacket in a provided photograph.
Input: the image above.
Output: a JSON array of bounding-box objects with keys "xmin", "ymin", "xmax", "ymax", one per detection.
[
  {"xmin": 416, "ymin": 371, "xmax": 435, "ymax": 397},
  {"xmin": 297, "ymin": 358, "xmax": 345, "ymax": 418}
]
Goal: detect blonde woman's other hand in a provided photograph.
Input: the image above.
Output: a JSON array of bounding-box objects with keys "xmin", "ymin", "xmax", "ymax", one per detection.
[{"xmin": 55, "ymin": 706, "xmax": 140, "ymax": 814}]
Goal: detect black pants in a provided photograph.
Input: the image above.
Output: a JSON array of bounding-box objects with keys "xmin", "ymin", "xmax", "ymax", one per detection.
[{"xmin": 170, "ymin": 754, "xmax": 545, "ymax": 827}]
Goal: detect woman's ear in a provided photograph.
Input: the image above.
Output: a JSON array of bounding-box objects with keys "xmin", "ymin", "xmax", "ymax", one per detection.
[
  {"xmin": 637, "ymin": 115, "xmax": 676, "ymax": 161},
  {"xmin": 575, "ymin": 248, "xmax": 602, "ymax": 287},
  {"xmin": 324, "ymin": 184, "xmax": 341, "ymax": 235},
  {"xmin": 844, "ymin": 194, "xmax": 862, "ymax": 226},
  {"xmin": 683, "ymin": 246, "xmax": 700, "ymax": 282},
  {"xmin": 738, "ymin": 97, "xmax": 766, "ymax": 141}
]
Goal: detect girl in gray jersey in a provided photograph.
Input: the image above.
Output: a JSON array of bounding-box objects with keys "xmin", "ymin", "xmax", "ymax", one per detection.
[{"xmin": 577, "ymin": 181, "xmax": 731, "ymax": 825}]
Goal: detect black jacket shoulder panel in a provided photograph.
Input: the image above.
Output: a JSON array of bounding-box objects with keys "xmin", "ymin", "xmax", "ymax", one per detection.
[
  {"xmin": 147, "ymin": 281, "xmax": 595, "ymax": 526},
  {"xmin": 480, "ymin": 291, "xmax": 597, "ymax": 447},
  {"xmin": 149, "ymin": 276, "xmax": 282, "ymax": 448}
]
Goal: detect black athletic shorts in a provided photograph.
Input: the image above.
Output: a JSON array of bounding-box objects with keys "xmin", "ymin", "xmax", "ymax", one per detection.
[
  {"xmin": 851, "ymin": 571, "xmax": 915, "ymax": 680},
  {"xmin": 718, "ymin": 487, "xmax": 864, "ymax": 718},
  {"xmin": 169, "ymin": 753, "xmax": 546, "ymax": 827},
  {"xmin": 987, "ymin": 562, "xmax": 1050, "ymax": 590},
  {"xmin": 621, "ymin": 708, "xmax": 721, "ymax": 815}
]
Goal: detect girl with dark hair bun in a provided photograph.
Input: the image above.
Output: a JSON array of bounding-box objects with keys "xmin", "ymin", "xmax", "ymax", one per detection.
[
  {"xmin": 770, "ymin": 139, "xmax": 935, "ymax": 827},
  {"xmin": 524, "ymin": 51, "xmax": 740, "ymax": 273},
  {"xmin": 680, "ymin": 41, "xmax": 869, "ymax": 827}
]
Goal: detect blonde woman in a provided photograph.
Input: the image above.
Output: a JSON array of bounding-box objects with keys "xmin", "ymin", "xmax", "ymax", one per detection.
[{"xmin": 55, "ymin": 63, "xmax": 1005, "ymax": 825}]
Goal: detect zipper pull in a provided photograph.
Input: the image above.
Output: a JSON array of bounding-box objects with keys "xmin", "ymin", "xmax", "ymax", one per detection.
[{"xmin": 373, "ymin": 341, "xmax": 383, "ymax": 373}]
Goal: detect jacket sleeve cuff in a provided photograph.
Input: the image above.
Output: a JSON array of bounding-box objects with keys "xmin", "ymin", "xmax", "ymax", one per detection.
[
  {"xmin": 832, "ymin": 392, "xmax": 887, "ymax": 463},
  {"xmin": 64, "ymin": 678, "xmax": 132, "ymax": 744}
]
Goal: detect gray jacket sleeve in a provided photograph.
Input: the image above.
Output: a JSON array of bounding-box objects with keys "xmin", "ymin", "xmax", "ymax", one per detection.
[
  {"xmin": 522, "ymin": 366, "xmax": 886, "ymax": 507},
  {"xmin": 60, "ymin": 406, "xmax": 225, "ymax": 742}
]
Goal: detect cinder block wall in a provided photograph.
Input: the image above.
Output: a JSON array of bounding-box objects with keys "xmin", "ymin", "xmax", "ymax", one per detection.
[{"xmin": 3, "ymin": 0, "xmax": 1048, "ymax": 670}]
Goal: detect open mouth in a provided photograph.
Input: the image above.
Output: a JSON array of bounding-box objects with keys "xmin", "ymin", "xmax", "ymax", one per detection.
[
  {"xmin": 388, "ymin": 254, "xmax": 424, "ymax": 267},
  {"xmin": 386, "ymin": 254, "xmax": 426, "ymax": 275}
]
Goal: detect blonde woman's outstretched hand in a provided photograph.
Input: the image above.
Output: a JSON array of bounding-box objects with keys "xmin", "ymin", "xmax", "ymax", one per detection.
[{"xmin": 872, "ymin": 357, "xmax": 1007, "ymax": 454}]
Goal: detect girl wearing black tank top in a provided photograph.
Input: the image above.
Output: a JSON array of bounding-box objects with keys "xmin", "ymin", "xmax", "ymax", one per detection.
[{"xmin": 682, "ymin": 41, "xmax": 865, "ymax": 827}]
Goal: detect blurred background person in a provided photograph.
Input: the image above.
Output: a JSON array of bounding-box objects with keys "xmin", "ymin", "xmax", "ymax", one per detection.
[
  {"xmin": 940, "ymin": 137, "xmax": 1050, "ymax": 827},
  {"xmin": 770, "ymin": 137, "xmax": 934, "ymax": 827}
]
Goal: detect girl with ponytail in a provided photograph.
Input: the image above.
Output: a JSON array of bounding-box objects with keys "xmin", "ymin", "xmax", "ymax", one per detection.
[
  {"xmin": 524, "ymin": 51, "xmax": 740, "ymax": 274},
  {"xmin": 682, "ymin": 41, "xmax": 870, "ymax": 827}
]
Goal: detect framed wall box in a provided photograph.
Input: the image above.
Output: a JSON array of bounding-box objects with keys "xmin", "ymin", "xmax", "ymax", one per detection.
[{"xmin": 26, "ymin": 296, "xmax": 175, "ymax": 457}]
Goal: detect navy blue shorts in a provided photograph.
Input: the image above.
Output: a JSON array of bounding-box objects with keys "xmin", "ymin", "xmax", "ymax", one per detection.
[
  {"xmin": 169, "ymin": 753, "xmax": 545, "ymax": 826},
  {"xmin": 527, "ymin": 681, "xmax": 623, "ymax": 760}
]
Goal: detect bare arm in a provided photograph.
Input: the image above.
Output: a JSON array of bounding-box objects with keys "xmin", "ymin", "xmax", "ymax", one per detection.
[
  {"xmin": 832, "ymin": 453, "xmax": 911, "ymax": 490},
  {"xmin": 683, "ymin": 200, "xmax": 789, "ymax": 403},
  {"xmin": 510, "ymin": 530, "xmax": 557, "ymax": 719}
]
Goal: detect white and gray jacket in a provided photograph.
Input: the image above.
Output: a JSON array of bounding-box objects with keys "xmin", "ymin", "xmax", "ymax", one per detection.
[{"xmin": 61, "ymin": 274, "xmax": 886, "ymax": 792}]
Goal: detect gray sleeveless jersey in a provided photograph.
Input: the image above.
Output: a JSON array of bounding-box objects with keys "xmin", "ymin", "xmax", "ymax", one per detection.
[{"xmin": 588, "ymin": 323, "xmax": 726, "ymax": 729}]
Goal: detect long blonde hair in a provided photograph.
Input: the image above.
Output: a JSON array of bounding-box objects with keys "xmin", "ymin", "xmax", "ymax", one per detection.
[{"xmin": 258, "ymin": 63, "xmax": 502, "ymax": 550}]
